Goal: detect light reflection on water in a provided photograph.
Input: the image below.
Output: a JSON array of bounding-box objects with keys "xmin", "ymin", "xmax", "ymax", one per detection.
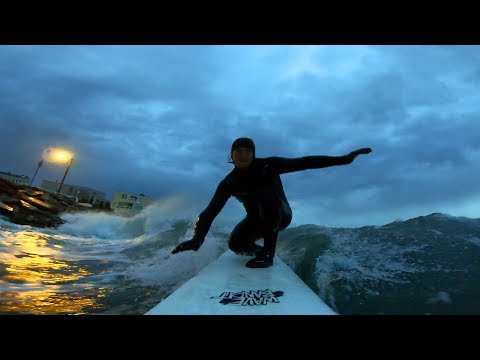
[{"xmin": 0, "ymin": 230, "xmax": 108, "ymax": 314}]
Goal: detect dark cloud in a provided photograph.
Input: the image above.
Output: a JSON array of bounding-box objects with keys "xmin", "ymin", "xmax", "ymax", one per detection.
[{"xmin": 1, "ymin": 45, "xmax": 479, "ymax": 226}]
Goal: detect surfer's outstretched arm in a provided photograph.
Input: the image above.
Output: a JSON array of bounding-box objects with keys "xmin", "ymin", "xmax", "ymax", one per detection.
[
  {"xmin": 172, "ymin": 181, "xmax": 231, "ymax": 254},
  {"xmin": 267, "ymin": 147, "xmax": 372, "ymax": 174}
]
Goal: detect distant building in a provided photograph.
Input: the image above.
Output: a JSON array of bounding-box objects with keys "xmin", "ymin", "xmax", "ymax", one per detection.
[
  {"xmin": 0, "ymin": 171, "xmax": 30, "ymax": 186},
  {"xmin": 111, "ymin": 191, "xmax": 153, "ymax": 216},
  {"xmin": 40, "ymin": 180, "xmax": 107, "ymax": 206}
]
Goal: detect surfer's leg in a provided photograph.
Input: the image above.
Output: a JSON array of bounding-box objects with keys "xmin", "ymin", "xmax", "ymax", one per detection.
[
  {"xmin": 245, "ymin": 198, "xmax": 292, "ymax": 269},
  {"xmin": 278, "ymin": 197, "xmax": 293, "ymax": 232},
  {"xmin": 261, "ymin": 197, "xmax": 292, "ymax": 253},
  {"xmin": 228, "ymin": 217, "xmax": 264, "ymax": 255}
]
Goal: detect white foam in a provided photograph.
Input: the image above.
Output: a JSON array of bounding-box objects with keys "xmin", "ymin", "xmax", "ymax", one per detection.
[
  {"xmin": 314, "ymin": 227, "xmax": 426, "ymax": 309},
  {"xmin": 465, "ymin": 236, "xmax": 480, "ymax": 246},
  {"xmin": 57, "ymin": 196, "xmax": 196, "ymax": 240},
  {"xmin": 125, "ymin": 231, "xmax": 229, "ymax": 297},
  {"xmin": 427, "ymin": 291, "xmax": 452, "ymax": 304}
]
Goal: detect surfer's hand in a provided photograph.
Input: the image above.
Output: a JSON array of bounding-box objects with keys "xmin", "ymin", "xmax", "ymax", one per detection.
[
  {"xmin": 171, "ymin": 239, "xmax": 202, "ymax": 254},
  {"xmin": 346, "ymin": 147, "xmax": 372, "ymax": 163},
  {"xmin": 351, "ymin": 147, "xmax": 372, "ymax": 156}
]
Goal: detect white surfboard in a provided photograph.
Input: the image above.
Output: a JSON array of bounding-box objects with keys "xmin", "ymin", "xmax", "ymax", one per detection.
[{"xmin": 146, "ymin": 250, "xmax": 336, "ymax": 315}]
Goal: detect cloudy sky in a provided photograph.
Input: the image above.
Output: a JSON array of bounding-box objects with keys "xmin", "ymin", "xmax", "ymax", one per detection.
[{"xmin": 1, "ymin": 45, "xmax": 479, "ymax": 227}]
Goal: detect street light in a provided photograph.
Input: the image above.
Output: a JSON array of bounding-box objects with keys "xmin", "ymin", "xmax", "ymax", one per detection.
[
  {"xmin": 41, "ymin": 148, "xmax": 74, "ymax": 194},
  {"xmin": 57, "ymin": 156, "xmax": 74, "ymax": 194},
  {"xmin": 30, "ymin": 160, "xmax": 43, "ymax": 186}
]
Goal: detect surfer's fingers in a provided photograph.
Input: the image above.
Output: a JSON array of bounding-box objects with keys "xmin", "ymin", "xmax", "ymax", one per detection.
[{"xmin": 172, "ymin": 243, "xmax": 185, "ymax": 254}]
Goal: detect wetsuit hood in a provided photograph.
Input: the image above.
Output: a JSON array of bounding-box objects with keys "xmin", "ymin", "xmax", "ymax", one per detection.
[{"xmin": 231, "ymin": 137, "xmax": 255, "ymax": 158}]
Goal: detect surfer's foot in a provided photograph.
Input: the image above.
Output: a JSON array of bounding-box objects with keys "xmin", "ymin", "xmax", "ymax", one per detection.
[
  {"xmin": 237, "ymin": 244, "xmax": 264, "ymax": 256},
  {"xmin": 245, "ymin": 253, "xmax": 273, "ymax": 268}
]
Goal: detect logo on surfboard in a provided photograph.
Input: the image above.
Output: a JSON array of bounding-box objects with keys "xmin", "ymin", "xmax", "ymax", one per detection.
[{"xmin": 211, "ymin": 289, "xmax": 284, "ymax": 306}]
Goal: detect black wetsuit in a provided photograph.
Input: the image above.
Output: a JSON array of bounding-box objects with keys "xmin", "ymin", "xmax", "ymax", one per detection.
[{"xmin": 191, "ymin": 154, "xmax": 355, "ymax": 257}]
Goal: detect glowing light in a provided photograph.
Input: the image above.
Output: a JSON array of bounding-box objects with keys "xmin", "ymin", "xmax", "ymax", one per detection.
[
  {"xmin": 42, "ymin": 148, "xmax": 74, "ymax": 164},
  {"xmin": 0, "ymin": 231, "xmax": 107, "ymax": 314},
  {"xmin": 0, "ymin": 201, "xmax": 14, "ymax": 212}
]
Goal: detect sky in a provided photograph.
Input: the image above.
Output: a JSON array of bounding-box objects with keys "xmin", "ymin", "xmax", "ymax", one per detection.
[{"xmin": 1, "ymin": 45, "xmax": 479, "ymax": 228}]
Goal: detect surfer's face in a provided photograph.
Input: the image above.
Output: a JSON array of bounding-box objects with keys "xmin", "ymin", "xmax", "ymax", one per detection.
[{"xmin": 232, "ymin": 147, "xmax": 254, "ymax": 170}]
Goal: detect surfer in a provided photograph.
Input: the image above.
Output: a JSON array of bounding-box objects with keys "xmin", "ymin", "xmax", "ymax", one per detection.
[{"xmin": 172, "ymin": 137, "xmax": 372, "ymax": 268}]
